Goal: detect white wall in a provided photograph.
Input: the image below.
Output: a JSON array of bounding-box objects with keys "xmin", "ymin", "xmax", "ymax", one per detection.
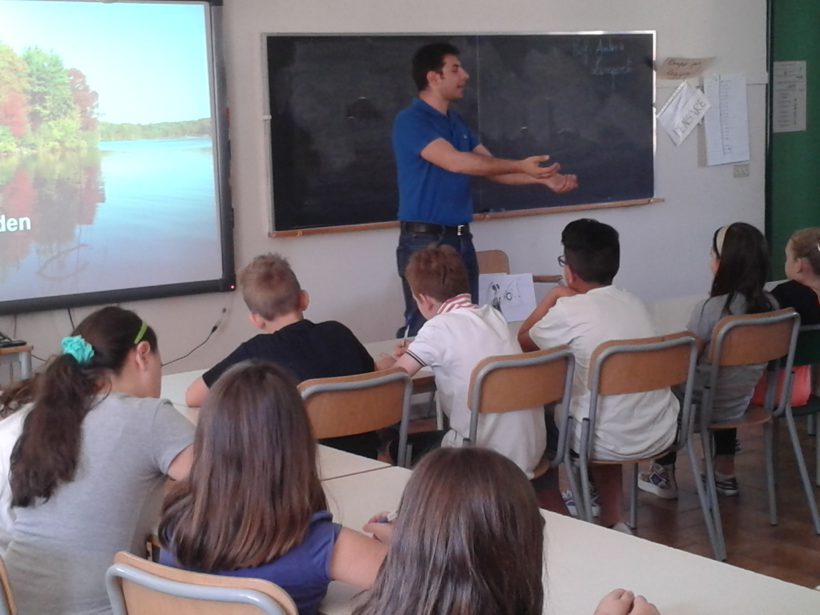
[{"xmin": 1, "ymin": 0, "xmax": 768, "ymax": 374}]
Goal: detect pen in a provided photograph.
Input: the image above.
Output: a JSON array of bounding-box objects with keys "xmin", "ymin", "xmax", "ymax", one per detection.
[{"xmin": 377, "ymin": 510, "xmax": 398, "ymax": 524}]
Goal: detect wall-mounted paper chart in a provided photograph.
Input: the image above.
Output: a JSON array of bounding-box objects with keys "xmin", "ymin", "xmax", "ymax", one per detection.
[{"xmin": 772, "ymin": 60, "xmax": 807, "ymax": 133}]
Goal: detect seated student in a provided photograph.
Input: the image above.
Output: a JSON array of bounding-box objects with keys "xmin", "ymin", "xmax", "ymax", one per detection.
[
  {"xmin": 518, "ymin": 219, "xmax": 678, "ymax": 533},
  {"xmin": 185, "ymin": 253, "xmax": 377, "ymax": 456},
  {"xmin": 355, "ymin": 447, "xmax": 660, "ymax": 615},
  {"xmin": 377, "ymin": 245, "xmax": 547, "ymax": 478},
  {"xmin": 160, "ymin": 362, "xmax": 386, "ymax": 615},
  {"xmin": 639, "ymin": 223, "xmax": 777, "ymax": 499},
  {"xmin": 772, "ymin": 227, "xmax": 820, "ymax": 324},
  {"xmin": 4, "ymin": 306, "xmax": 194, "ymax": 615}
]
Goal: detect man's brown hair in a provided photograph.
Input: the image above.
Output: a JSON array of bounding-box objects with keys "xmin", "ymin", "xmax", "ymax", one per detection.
[
  {"xmin": 238, "ymin": 253, "xmax": 301, "ymax": 321},
  {"xmin": 405, "ymin": 245, "xmax": 469, "ymax": 302}
]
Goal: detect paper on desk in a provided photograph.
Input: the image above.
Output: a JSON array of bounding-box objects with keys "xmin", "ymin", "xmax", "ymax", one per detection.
[
  {"xmin": 657, "ymin": 81, "xmax": 711, "ymax": 146},
  {"xmin": 772, "ymin": 60, "xmax": 806, "ymax": 133},
  {"xmin": 703, "ymin": 73, "xmax": 750, "ymax": 166},
  {"xmin": 656, "ymin": 57, "xmax": 714, "ymax": 80},
  {"xmin": 478, "ymin": 273, "xmax": 536, "ymax": 323}
]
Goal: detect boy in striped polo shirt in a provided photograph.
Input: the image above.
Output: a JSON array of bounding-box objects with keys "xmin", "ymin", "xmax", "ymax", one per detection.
[{"xmin": 378, "ymin": 245, "xmax": 546, "ymax": 477}]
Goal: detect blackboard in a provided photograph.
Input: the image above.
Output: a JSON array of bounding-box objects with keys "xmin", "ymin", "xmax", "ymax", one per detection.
[{"xmin": 266, "ymin": 33, "xmax": 655, "ymax": 232}]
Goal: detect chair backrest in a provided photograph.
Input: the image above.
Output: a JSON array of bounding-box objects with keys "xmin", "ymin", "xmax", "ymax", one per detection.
[
  {"xmin": 298, "ymin": 368, "xmax": 412, "ymax": 465},
  {"xmin": 582, "ymin": 331, "xmax": 699, "ymax": 458},
  {"xmin": 105, "ymin": 551, "xmax": 297, "ymax": 615},
  {"xmin": 476, "ymin": 249, "xmax": 511, "ymax": 275},
  {"xmin": 589, "ymin": 331, "xmax": 698, "ymax": 396},
  {"xmin": 709, "ymin": 308, "xmax": 800, "ymax": 367},
  {"xmin": 704, "ymin": 308, "xmax": 800, "ymax": 417},
  {"xmin": 466, "ymin": 346, "xmax": 574, "ymax": 453},
  {"xmin": 0, "ymin": 557, "xmax": 16, "ymax": 615},
  {"xmin": 794, "ymin": 324, "xmax": 820, "ymax": 367}
]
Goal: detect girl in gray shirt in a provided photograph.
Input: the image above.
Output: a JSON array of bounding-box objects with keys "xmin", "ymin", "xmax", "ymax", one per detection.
[
  {"xmin": 639, "ymin": 223, "xmax": 776, "ymax": 499},
  {"xmin": 3, "ymin": 307, "xmax": 194, "ymax": 615}
]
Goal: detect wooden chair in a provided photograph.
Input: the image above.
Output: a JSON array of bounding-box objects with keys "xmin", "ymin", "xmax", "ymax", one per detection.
[
  {"xmin": 0, "ymin": 557, "xmax": 16, "ymax": 615},
  {"xmin": 476, "ymin": 249, "xmax": 562, "ymax": 284},
  {"xmin": 788, "ymin": 324, "xmax": 820, "ymax": 485},
  {"xmin": 692, "ymin": 309, "xmax": 820, "ymax": 561},
  {"xmin": 105, "ymin": 551, "xmax": 297, "ymax": 615},
  {"xmin": 299, "ymin": 368, "xmax": 412, "ymax": 467},
  {"xmin": 466, "ymin": 346, "xmax": 575, "ymax": 479},
  {"xmin": 561, "ymin": 332, "xmax": 699, "ymax": 533}
]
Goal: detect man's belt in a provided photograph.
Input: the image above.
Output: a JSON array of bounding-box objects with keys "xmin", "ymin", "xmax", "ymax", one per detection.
[{"xmin": 400, "ymin": 221, "xmax": 471, "ymax": 236}]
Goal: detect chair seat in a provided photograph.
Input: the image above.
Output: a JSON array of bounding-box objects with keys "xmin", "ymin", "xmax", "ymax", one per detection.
[{"xmin": 709, "ymin": 405, "xmax": 772, "ymax": 430}]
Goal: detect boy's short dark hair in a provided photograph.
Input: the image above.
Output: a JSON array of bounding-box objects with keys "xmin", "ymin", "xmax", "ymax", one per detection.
[
  {"xmin": 237, "ymin": 253, "xmax": 301, "ymax": 321},
  {"xmin": 412, "ymin": 42, "xmax": 460, "ymax": 92},
  {"xmin": 406, "ymin": 245, "xmax": 469, "ymax": 302},
  {"xmin": 561, "ymin": 219, "xmax": 620, "ymax": 285}
]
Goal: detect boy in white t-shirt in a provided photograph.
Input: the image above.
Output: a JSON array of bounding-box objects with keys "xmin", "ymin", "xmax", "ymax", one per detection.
[
  {"xmin": 378, "ymin": 245, "xmax": 547, "ymax": 478},
  {"xmin": 518, "ymin": 219, "xmax": 678, "ymax": 532}
]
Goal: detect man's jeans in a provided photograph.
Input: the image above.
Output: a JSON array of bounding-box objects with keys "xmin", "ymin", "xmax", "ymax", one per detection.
[{"xmin": 395, "ymin": 230, "xmax": 479, "ymax": 337}]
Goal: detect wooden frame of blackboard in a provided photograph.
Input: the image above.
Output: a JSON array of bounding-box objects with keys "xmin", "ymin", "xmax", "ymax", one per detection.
[{"xmin": 264, "ymin": 31, "xmax": 657, "ymax": 237}]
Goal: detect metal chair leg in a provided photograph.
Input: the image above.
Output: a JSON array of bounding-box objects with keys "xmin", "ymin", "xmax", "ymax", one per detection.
[
  {"xmin": 764, "ymin": 421, "xmax": 777, "ymax": 526},
  {"xmin": 629, "ymin": 464, "xmax": 638, "ymax": 530},
  {"xmin": 702, "ymin": 430, "xmax": 728, "ymax": 560},
  {"xmin": 815, "ymin": 428, "xmax": 820, "ymax": 488},
  {"xmin": 784, "ymin": 412, "xmax": 820, "ymax": 534},
  {"xmin": 579, "ymin": 459, "xmax": 594, "ymax": 523},
  {"xmin": 564, "ymin": 456, "xmax": 586, "ymax": 521},
  {"xmin": 688, "ymin": 439, "xmax": 724, "ymax": 560}
]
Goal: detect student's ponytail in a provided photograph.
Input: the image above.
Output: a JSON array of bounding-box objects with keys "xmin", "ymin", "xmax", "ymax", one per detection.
[{"xmin": 10, "ymin": 306, "xmax": 157, "ymax": 507}]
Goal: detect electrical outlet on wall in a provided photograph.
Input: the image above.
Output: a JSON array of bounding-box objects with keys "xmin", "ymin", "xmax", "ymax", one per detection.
[{"xmin": 733, "ymin": 163, "xmax": 750, "ymax": 178}]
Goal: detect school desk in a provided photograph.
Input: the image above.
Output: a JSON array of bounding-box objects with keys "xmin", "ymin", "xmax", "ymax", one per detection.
[{"xmin": 319, "ymin": 465, "xmax": 820, "ymax": 615}]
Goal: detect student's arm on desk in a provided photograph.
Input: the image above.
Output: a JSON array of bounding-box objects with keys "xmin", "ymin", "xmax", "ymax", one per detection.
[
  {"xmin": 518, "ymin": 286, "xmax": 578, "ymax": 351},
  {"xmin": 185, "ymin": 377, "xmax": 208, "ymax": 408},
  {"xmin": 374, "ymin": 340, "xmax": 423, "ymax": 376},
  {"xmin": 329, "ymin": 528, "xmax": 387, "ymax": 589},
  {"xmin": 376, "ymin": 350, "xmax": 422, "ymax": 377}
]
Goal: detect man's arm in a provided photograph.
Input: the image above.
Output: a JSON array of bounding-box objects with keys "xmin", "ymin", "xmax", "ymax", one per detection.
[
  {"xmin": 473, "ymin": 144, "xmax": 579, "ymax": 193},
  {"xmin": 420, "ymin": 138, "xmax": 558, "ymax": 179}
]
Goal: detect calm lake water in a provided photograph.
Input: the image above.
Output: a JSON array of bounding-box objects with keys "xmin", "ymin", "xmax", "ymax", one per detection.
[{"xmin": 0, "ymin": 137, "xmax": 223, "ymax": 303}]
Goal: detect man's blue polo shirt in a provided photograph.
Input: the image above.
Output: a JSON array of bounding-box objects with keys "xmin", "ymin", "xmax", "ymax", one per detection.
[{"xmin": 393, "ymin": 98, "xmax": 480, "ymax": 226}]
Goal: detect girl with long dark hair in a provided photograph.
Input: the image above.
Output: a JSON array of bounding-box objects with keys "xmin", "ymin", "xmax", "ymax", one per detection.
[
  {"xmin": 4, "ymin": 306, "xmax": 194, "ymax": 615},
  {"xmin": 640, "ymin": 223, "xmax": 776, "ymax": 499},
  {"xmin": 159, "ymin": 361, "xmax": 386, "ymax": 615}
]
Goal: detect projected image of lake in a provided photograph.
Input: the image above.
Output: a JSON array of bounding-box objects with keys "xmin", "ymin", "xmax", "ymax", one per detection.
[
  {"xmin": 0, "ymin": 138, "xmax": 221, "ymax": 301},
  {"xmin": 0, "ymin": 1, "xmax": 229, "ymax": 311}
]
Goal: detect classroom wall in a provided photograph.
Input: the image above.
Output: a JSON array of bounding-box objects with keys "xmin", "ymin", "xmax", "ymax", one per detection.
[{"xmin": 2, "ymin": 0, "xmax": 769, "ymax": 374}]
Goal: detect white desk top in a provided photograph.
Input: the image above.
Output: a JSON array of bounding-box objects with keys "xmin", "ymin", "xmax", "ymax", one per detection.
[
  {"xmin": 320, "ymin": 466, "xmax": 820, "ymax": 615},
  {"xmin": 161, "ymin": 369, "xmax": 205, "ymax": 407}
]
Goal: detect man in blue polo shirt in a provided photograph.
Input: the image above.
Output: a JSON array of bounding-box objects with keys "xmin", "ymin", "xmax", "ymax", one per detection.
[{"xmin": 394, "ymin": 42, "xmax": 579, "ymax": 336}]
